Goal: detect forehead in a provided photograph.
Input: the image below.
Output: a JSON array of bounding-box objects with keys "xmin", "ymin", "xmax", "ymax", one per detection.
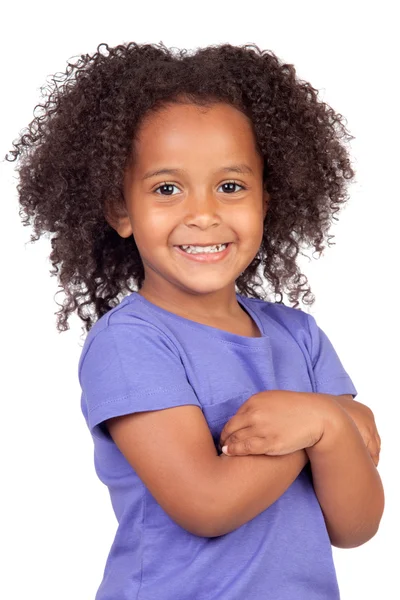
[{"xmin": 133, "ymin": 102, "xmax": 260, "ymax": 164}]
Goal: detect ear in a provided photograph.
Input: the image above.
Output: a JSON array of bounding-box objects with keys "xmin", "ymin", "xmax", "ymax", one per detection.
[{"xmin": 105, "ymin": 203, "xmax": 133, "ymax": 238}]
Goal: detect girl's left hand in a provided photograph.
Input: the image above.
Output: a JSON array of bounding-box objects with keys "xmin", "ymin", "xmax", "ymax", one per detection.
[
  {"xmin": 334, "ymin": 395, "xmax": 382, "ymax": 466},
  {"xmin": 218, "ymin": 390, "xmax": 339, "ymax": 456}
]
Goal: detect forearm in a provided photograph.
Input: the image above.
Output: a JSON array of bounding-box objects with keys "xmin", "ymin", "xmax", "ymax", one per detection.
[
  {"xmin": 207, "ymin": 449, "xmax": 308, "ymax": 537},
  {"xmin": 306, "ymin": 399, "xmax": 385, "ymax": 549}
]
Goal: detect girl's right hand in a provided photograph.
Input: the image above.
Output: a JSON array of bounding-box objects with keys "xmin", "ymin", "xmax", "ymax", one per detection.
[{"xmin": 334, "ymin": 395, "xmax": 381, "ymax": 466}]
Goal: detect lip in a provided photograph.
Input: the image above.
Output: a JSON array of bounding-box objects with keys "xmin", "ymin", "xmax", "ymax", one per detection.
[{"xmin": 173, "ymin": 243, "xmax": 232, "ymax": 263}]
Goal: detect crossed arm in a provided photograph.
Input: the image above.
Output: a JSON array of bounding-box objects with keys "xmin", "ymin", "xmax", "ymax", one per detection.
[
  {"xmin": 306, "ymin": 394, "xmax": 385, "ymax": 548},
  {"xmin": 218, "ymin": 391, "xmax": 385, "ymax": 547}
]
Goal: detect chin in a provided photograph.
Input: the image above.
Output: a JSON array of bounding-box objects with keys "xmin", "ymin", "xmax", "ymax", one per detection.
[{"xmin": 174, "ymin": 279, "xmax": 236, "ymax": 296}]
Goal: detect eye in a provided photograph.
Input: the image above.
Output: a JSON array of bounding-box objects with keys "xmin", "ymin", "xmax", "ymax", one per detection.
[
  {"xmin": 154, "ymin": 183, "xmax": 180, "ymax": 196},
  {"xmin": 153, "ymin": 180, "xmax": 246, "ymax": 196},
  {"xmin": 218, "ymin": 180, "xmax": 246, "ymax": 194}
]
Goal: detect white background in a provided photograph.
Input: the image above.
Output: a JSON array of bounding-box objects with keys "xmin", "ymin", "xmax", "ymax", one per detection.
[{"xmin": 1, "ymin": 1, "xmax": 398, "ymax": 598}]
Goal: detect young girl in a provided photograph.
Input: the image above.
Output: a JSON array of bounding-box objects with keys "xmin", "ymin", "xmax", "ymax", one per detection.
[{"xmin": 7, "ymin": 41, "xmax": 384, "ymax": 599}]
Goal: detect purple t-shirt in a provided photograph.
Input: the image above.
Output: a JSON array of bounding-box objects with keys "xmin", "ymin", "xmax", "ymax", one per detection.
[{"xmin": 78, "ymin": 292, "xmax": 357, "ymax": 599}]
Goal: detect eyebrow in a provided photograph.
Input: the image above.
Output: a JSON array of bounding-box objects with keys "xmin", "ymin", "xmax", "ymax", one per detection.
[{"xmin": 142, "ymin": 163, "xmax": 254, "ymax": 180}]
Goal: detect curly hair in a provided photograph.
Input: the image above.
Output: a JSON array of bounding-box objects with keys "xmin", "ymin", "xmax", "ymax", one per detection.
[{"xmin": 6, "ymin": 41, "xmax": 356, "ymax": 336}]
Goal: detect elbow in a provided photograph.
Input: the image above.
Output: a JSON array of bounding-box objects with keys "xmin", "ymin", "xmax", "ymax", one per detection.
[
  {"xmin": 172, "ymin": 502, "xmax": 220, "ymax": 538},
  {"xmin": 186, "ymin": 500, "xmax": 229, "ymax": 538},
  {"xmin": 185, "ymin": 462, "xmax": 231, "ymax": 538},
  {"xmin": 330, "ymin": 483, "xmax": 385, "ymax": 549},
  {"xmin": 330, "ymin": 513, "xmax": 384, "ymax": 549},
  {"xmin": 195, "ymin": 507, "xmax": 237, "ymax": 538},
  {"xmin": 172, "ymin": 485, "xmax": 226, "ymax": 538},
  {"xmin": 179, "ymin": 510, "xmax": 225, "ymax": 539},
  {"xmin": 330, "ymin": 526, "xmax": 380, "ymax": 549},
  {"xmin": 184, "ymin": 498, "xmax": 231, "ymax": 539}
]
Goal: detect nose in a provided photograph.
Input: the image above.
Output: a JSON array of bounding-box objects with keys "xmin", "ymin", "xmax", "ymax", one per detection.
[{"xmin": 182, "ymin": 190, "xmax": 222, "ymax": 229}]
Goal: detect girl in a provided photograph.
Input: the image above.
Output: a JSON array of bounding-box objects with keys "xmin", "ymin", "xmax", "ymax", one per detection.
[{"xmin": 7, "ymin": 41, "xmax": 384, "ymax": 600}]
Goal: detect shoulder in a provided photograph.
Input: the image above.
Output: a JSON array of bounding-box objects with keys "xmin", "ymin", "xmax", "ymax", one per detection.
[
  {"xmin": 78, "ymin": 294, "xmax": 180, "ymax": 377},
  {"xmin": 241, "ymin": 295, "xmax": 328, "ymax": 366},
  {"xmin": 240, "ymin": 294, "xmax": 311, "ymax": 333}
]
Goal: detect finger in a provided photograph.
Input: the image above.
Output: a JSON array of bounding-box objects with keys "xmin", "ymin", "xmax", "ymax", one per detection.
[
  {"xmin": 368, "ymin": 442, "xmax": 379, "ymax": 465},
  {"xmin": 222, "ymin": 436, "xmax": 267, "ymax": 456},
  {"xmin": 220, "ymin": 427, "xmax": 253, "ymax": 452},
  {"xmin": 220, "ymin": 413, "xmax": 252, "ymax": 446},
  {"xmin": 362, "ymin": 435, "xmax": 379, "ymax": 466},
  {"xmin": 371, "ymin": 452, "xmax": 380, "ymax": 467},
  {"xmin": 373, "ymin": 438, "xmax": 381, "ymax": 456},
  {"xmin": 223, "ymin": 426, "xmax": 257, "ymax": 448},
  {"xmin": 369, "ymin": 441, "xmax": 381, "ymax": 467}
]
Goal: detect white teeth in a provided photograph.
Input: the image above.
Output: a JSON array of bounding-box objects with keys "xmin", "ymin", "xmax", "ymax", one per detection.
[{"xmin": 180, "ymin": 243, "xmax": 228, "ymax": 254}]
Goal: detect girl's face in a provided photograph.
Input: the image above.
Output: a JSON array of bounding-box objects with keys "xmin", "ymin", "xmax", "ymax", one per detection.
[{"xmin": 115, "ymin": 101, "xmax": 268, "ymax": 312}]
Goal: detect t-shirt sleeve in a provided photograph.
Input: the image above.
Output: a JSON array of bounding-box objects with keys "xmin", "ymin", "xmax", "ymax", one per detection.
[
  {"xmin": 306, "ymin": 313, "xmax": 358, "ymax": 399},
  {"xmin": 79, "ymin": 322, "xmax": 201, "ymax": 438}
]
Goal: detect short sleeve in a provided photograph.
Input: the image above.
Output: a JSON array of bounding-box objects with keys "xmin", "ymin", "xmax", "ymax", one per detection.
[
  {"xmin": 79, "ymin": 322, "xmax": 201, "ymax": 437},
  {"xmin": 306, "ymin": 313, "xmax": 358, "ymax": 399}
]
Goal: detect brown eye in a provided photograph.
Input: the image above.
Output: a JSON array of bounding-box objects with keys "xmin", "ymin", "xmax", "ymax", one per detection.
[
  {"xmin": 218, "ymin": 181, "xmax": 246, "ymax": 193},
  {"xmin": 154, "ymin": 183, "xmax": 179, "ymax": 196}
]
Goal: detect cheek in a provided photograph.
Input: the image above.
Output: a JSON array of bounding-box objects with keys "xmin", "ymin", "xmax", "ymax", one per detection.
[
  {"xmin": 132, "ymin": 206, "xmax": 172, "ymax": 245},
  {"xmin": 237, "ymin": 212, "xmax": 264, "ymax": 245}
]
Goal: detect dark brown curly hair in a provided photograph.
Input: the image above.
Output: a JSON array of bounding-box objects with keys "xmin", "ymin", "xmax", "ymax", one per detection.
[{"xmin": 5, "ymin": 41, "xmax": 356, "ymax": 336}]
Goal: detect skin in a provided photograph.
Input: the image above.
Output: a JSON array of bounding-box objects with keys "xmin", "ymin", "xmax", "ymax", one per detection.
[{"xmin": 106, "ymin": 101, "xmax": 269, "ymax": 329}]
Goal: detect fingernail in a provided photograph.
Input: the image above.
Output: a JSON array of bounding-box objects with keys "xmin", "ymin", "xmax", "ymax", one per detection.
[{"xmin": 222, "ymin": 445, "xmax": 229, "ymax": 455}]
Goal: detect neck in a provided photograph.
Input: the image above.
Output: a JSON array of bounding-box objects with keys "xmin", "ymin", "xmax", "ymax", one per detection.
[{"xmin": 138, "ymin": 282, "xmax": 242, "ymax": 321}]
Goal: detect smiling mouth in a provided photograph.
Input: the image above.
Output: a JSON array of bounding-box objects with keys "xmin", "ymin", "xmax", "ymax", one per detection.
[
  {"xmin": 174, "ymin": 242, "xmax": 231, "ymax": 247},
  {"xmin": 173, "ymin": 242, "xmax": 233, "ymax": 262},
  {"xmin": 176, "ymin": 242, "xmax": 230, "ymax": 254}
]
